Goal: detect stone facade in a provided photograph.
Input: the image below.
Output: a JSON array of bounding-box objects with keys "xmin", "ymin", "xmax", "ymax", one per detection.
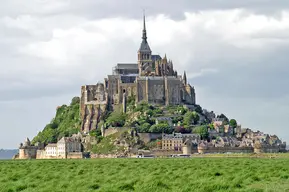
[
  {"xmin": 80, "ymin": 14, "xmax": 196, "ymax": 132},
  {"xmin": 36, "ymin": 134, "xmax": 82, "ymax": 159},
  {"xmin": 80, "ymin": 84, "xmax": 109, "ymax": 133},
  {"xmin": 162, "ymin": 133, "xmax": 200, "ymax": 151},
  {"xmin": 18, "ymin": 138, "xmax": 43, "ymax": 159}
]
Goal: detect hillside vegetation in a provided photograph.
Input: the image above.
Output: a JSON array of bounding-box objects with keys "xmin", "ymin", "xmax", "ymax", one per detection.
[
  {"xmin": 1, "ymin": 158, "xmax": 289, "ymax": 192},
  {"xmin": 32, "ymin": 97, "xmax": 81, "ymax": 145},
  {"xmin": 32, "ymin": 96, "xmax": 235, "ymax": 149}
]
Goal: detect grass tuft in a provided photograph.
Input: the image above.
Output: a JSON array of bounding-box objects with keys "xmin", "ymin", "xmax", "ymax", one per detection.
[{"xmin": 89, "ymin": 184, "xmax": 100, "ymax": 190}]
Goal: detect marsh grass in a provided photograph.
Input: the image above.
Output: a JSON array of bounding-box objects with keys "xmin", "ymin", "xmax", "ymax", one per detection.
[{"xmin": 0, "ymin": 158, "xmax": 289, "ymax": 192}]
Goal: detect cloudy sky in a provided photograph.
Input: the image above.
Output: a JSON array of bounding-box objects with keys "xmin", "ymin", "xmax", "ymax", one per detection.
[{"xmin": 1, "ymin": 0, "xmax": 289, "ymax": 149}]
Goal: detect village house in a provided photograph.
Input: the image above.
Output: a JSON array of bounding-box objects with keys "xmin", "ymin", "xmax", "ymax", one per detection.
[
  {"xmin": 162, "ymin": 133, "xmax": 199, "ymax": 151},
  {"xmin": 37, "ymin": 134, "xmax": 82, "ymax": 159}
]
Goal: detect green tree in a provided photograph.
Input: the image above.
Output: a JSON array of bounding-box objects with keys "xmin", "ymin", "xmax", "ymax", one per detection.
[
  {"xmin": 177, "ymin": 106, "xmax": 187, "ymax": 115},
  {"xmin": 138, "ymin": 123, "xmax": 151, "ymax": 133},
  {"xmin": 71, "ymin": 97, "xmax": 80, "ymax": 105},
  {"xmin": 195, "ymin": 105, "xmax": 203, "ymax": 114},
  {"xmin": 229, "ymin": 119, "xmax": 237, "ymax": 128},
  {"xmin": 193, "ymin": 125, "xmax": 209, "ymax": 140},
  {"xmin": 184, "ymin": 111, "xmax": 199, "ymax": 126},
  {"xmin": 106, "ymin": 111, "xmax": 126, "ymax": 127},
  {"xmin": 32, "ymin": 97, "xmax": 81, "ymax": 145},
  {"xmin": 149, "ymin": 123, "xmax": 172, "ymax": 134}
]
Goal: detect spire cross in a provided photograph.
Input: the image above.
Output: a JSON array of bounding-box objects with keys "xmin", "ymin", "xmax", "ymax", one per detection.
[{"xmin": 142, "ymin": 9, "xmax": 147, "ymax": 40}]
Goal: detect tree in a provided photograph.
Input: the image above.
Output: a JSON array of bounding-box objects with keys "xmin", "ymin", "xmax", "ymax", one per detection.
[
  {"xmin": 138, "ymin": 123, "xmax": 151, "ymax": 133},
  {"xmin": 195, "ymin": 105, "xmax": 203, "ymax": 114},
  {"xmin": 149, "ymin": 123, "xmax": 172, "ymax": 134},
  {"xmin": 177, "ymin": 106, "xmax": 187, "ymax": 115},
  {"xmin": 71, "ymin": 97, "xmax": 80, "ymax": 105},
  {"xmin": 32, "ymin": 96, "xmax": 81, "ymax": 145},
  {"xmin": 184, "ymin": 111, "xmax": 199, "ymax": 126},
  {"xmin": 175, "ymin": 126, "xmax": 191, "ymax": 133},
  {"xmin": 193, "ymin": 125, "xmax": 209, "ymax": 140},
  {"xmin": 106, "ymin": 111, "xmax": 126, "ymax": 127},
  {"xmin": 229, "ymin": 119, "xmax": 237, "ymax": 128}
]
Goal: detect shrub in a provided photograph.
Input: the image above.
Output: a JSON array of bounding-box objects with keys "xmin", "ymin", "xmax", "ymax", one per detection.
[
  {"xmin": 149, "ymin": 123, "xmax": 172, "ymax": 134},
  {"xmin": 106, "ymin": 111, "xmax": 126, "ymax": 127}
]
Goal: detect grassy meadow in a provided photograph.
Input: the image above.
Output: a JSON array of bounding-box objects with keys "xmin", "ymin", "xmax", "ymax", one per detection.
[{"xmin": 1, "ymin": 157, "xmax": 289, "ymax": 192}]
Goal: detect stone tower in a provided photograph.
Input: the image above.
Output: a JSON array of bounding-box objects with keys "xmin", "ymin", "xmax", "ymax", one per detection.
[{"xmin": 137, "ymin": 12, "xmax": 152, "ymax": 76}]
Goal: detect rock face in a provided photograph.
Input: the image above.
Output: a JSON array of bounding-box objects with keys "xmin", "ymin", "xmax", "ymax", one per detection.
[{"xmin": 80, "ymin": 83, "xmax": 108, "ymax": 133}]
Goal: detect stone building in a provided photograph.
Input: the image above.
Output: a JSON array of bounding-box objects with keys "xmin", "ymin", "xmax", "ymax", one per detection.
[
  {"xmin": 37, "ymin": 134, "xmax": 82, "ymax": 159},
  {"xmin": 162, "ymin": 133, "xmax": 199, "ymax": 151},
  {"xmin": 18, "ymin": 138, "xmax": 44, "ymax": 159},
  {"xmin": 80, "ymin": 14, "xmax": 196, "ymax": 132}
]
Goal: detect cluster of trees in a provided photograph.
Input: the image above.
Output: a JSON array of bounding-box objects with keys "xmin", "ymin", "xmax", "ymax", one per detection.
[
  {"xmin": 106, "ymin": 111, "xmax": 126, "ymax": 127},
  {"xmin": 32, "ymin": 97, "xmax": 81, "ymax": 145},
  {"xmin": 32, "ymin": 93, "xmax": 239, "ymax": 145}
]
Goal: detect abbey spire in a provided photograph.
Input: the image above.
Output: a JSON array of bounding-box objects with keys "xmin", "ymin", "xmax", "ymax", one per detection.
[
  {"xmin": 138, "ymin": 11, "xmax": 152, "ymax": 76},
  {"xmin": 138, "ymin": 11, "xmax": 151, "ymax": 52},
  {"xmin": 142, "ymin": 12, "xmax": 147, "ymax": 41}
]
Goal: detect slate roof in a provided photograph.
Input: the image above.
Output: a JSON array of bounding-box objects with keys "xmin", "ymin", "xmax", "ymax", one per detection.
[
  {"xmin": 152, "ymin": 55, "xmax": 162, "ymax": 61},
  {"xmin": 116, "ymin": 63, "xmax": 138, "ymax": 69},
  {"xmin": 46, "ymin": 143, "xmax": 57, "ymax": 148},
  {"xmin": 139, "ymin": 39, "xmax": 151, "ymax": 52}
]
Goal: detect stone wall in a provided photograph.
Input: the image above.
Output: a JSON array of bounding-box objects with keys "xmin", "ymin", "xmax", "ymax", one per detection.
[
  {"xmin": 166, "ymin": 77, "xmax": 182, "ymax": 105},
  {"xmin": 151, "ymin": 149, "xmax": 196, "ymax": 157},
  {"xmin": 19, "ymin": 148, "xmax": 37, "ymax": 159},
  {"xmin": 198, "ymin": 146, "xmax": 254, "ymax": 154},
  {"xmin": 90, "ymin": 153, "xmax": 117, "ymax": 158},
  {"xmin": 147, "ymin": 77, "xmax": 166, "ymax": 105},
  {"xmin": 67, "ymin": 152, "xmax": 83, "ymax": 159},
  {"xmin": 138, "ymin": 133, "xmax": 162, "ymax": 143},
  {"xmin": 118, "ymin": 83, "xmax": 137, "ymax": 102},
  {"xmin": 80, "ymin": 103, "xmax": 107, "ymax": 133},
  {"xmin": 136, "ymin": 78, "xmax": 146, "ymax": 102},
  {"xmin": 254, "ymin": 147, "xmax": 281, "ymax": 154},
  {"xmin": 102, "ymin": 127, "xmax": 122, "ymax": 137},
  {"xmin": 36, "ymin": 150, "xmax": 83, "ymax": 159}
]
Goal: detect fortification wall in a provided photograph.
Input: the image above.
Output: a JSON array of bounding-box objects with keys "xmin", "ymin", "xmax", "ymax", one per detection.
[
  {"xmin": 152, "ymin": 149, "xmax": 198, "ymax": 156},
  {"xmin": 19, "ymin": 148, "xmax": 37, "ymax": 159},
  {"xmin": 254, "ymin": 147, "xmax": 281, "ymax": 154},
  {"xmin": 67, "ymin": 152, "xmax": 83, "ymax": 159},
  {"xmin": 90, "ymin": 154, "xmax": 117, "ymax": 158},
  {"xmin": 103, "ymin": 127, "xmax": 121, "ymax": 137},
  {"xmin": 138, "ymin": 133, "xmax": 162, "ymax": 143},
  {"xmin": 198, "ymin": 146, "xmax": 254, "ymax": 154}
]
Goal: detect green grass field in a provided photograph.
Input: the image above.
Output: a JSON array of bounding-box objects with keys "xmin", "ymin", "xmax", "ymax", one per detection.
[{"xmin": 1, "ymin": 158, "xmax": 289, "ymax": 192}]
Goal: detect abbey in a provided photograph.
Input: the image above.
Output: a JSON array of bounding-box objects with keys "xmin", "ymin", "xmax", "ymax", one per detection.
[{"xmin": 80, "ymin": 15, "xmax": 196, "ymax": 133}]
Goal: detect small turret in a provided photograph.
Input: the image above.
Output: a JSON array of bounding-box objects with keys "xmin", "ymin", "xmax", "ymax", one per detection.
[
  {"xmin": 163, "ymin": 54, "xmax": 167, "ymax": 64},
  {"xmin": 23, "ymin": 137, "xmax": 31, "ymax": 147},
  {"xmin": 183, "ymin": 71, "xmax": 187, "ymax": 85}
]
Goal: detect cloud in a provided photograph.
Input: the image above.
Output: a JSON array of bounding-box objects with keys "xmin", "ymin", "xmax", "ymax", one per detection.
[{"xmin": 1, "ymin": 2, "xmax": 289, "ymax": 148}]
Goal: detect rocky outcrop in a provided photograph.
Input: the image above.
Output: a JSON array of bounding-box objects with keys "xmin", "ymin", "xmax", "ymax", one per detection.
[
  {"xmin": 80, "ymin": 84, "xmax": 109, "ymax": 133},
  {"xmin": 81, "ymin": 104, "xmax": 107, "ymax": 133}
]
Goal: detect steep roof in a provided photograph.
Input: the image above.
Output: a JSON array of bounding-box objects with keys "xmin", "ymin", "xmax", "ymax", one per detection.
[
  {"xmin": 138, "ymin": 13, "xmax": 151, "ymax": 52},
  {"xmin": 116, "ymin": 63, "xmax": 138, "ymax": 69},
  {"xmin": 152, "ymin": 55, "xmax": 162, "ymax": 61},
  {"xmin": 46, "ymin": 143, "xmax": 57, "ymax": 148}
]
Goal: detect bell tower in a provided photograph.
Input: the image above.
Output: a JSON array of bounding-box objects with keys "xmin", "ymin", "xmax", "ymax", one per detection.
[{"xmin": 138, "ymin": 12, "xmax": 152, "ymax": 76}]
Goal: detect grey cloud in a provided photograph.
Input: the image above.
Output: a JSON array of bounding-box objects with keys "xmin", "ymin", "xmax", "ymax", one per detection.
[
  {"xmin": 58, "ymin": 0, "xmax": 289, "ymax": 19},
  {"xmin": 2, "ymin": 0, "xmax": 289, "ymax": 19},
  {"xmin": 1, "ymin": 1, "xmax": 289, "ymax": 148}
]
